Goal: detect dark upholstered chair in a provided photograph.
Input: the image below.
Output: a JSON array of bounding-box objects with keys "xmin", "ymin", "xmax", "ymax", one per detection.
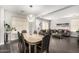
[
  {"xmin": 21, "ymin": 33, "xmax": 29, "ymax": 53},
  {"xmin": 42, "ymin": 34, "xmax": 51, "ymax": 52},
  {"xmin": 37, "ymin": 34, "xmax": 51, "ymax": 53},
  {"xmin": 21, "ymin": 30, "xmax": 27, "ymax": 33},
  {"xmin": 18, "ymin": 32, "xmax": 27, "ymax": 53},
  {"xmin": 34, "ymin": 31, "xmax": 37, "ymax": 34},
  {"xmin": 18, "ymin": 32, "xmax": 23, "ymax": 52}
]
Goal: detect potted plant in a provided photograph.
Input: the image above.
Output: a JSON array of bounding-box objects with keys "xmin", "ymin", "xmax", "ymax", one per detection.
[{"xmin": 4, "ymin": 24, "xmax": 12, "ymax": 31}]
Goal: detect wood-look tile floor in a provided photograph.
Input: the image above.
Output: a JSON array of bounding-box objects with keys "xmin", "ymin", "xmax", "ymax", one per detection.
[
  {"xmin": 49, "ymin": 37, "xmax": 79, "ymax": 53},
  {"xmin": 0, "ymin": 44, "xmax": 10, "ymax": 53},
  {"xmin": 1, "ymin": 37, "xmax": 79, "ymax": 53}
]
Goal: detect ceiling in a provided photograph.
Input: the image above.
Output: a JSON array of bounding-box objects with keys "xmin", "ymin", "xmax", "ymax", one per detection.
[
  {"xmin": 41, "ymin": 5, "xmax": 79, "ymax": 20},
  {"xmin": 0, "ymin": 5, "xmax": 78, "ymax": 20},
  {"xmin": 0, "ymin": 5, "xmax": 68, "ymax": 16}
]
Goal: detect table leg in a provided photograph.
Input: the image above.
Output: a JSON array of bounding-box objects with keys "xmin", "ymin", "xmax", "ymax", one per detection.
[
  {"xmin": 34, "ymin": 45, "xmax": 37, "ymax": 53},
  {"xmin": 29, "ymin": 44, "xmax": 31, "ymax": 53}
]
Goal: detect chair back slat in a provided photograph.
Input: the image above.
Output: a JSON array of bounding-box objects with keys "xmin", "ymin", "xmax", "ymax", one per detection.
[
  {"xmin": 42, "ymin": 34, "xmax": 50, "ymax": 50},
  {"xmin": 21, "ymin": 30, "xmax": 27, "ymax": 33},
  {"xmin": 17, "ymin": 32, "xmax": 26, "ymax": 53}
]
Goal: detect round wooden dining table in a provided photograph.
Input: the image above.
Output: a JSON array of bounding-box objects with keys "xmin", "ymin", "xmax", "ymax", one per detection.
[{"xmin": 23, "ymin": 33, "xmax": 43, "ymax": 53}]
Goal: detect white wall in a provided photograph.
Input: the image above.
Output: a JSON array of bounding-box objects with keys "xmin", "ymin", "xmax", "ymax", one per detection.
[
  {"xmin": 4, "ymin": 10, "xmax": 28, "ymax": 33},
  {"xmin": 0, "ymin": 8, "xmax": 5, "ymax": 45},
  {"xmin": 69, "ymin": 16, "xmax": 79, "ymax": 37},
  {"xmin": 42, "ymin": 20, "xmax": 49, "ymax": 30},
  {"xmin": 11, "ymin": 16, "xmax": 27, "ymax": 41},
  {"xmin": 50, "ymin": 19, "xmax": 57, "ymax": 29},
  {"xmin": 11, "ymin": 16, "xmax": 27, "ymax": 32},
  {"xmin": 70, "ymin": 17, "xmax": 79, "ymax": 32},
  {"xmin": 4, "ymin": 10, "xmax": 12, "ymax": 25}
]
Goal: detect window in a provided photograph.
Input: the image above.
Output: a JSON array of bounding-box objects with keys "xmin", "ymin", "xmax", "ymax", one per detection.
[{"xmin": 42, "ymin": 21, "xmax": 49, "ymax": 30}]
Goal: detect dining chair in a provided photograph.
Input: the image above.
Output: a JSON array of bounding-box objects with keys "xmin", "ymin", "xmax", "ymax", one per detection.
[
  {"xmin": 18, "ymin": 32, "xmax": 26, "ymax": 53},
  {"xmin": 34, "ymin": 31, "xmax": 37, "ymax": 34},
  {"xmin": 21, "ymin": 30, "xmax": 27, "ymax": 33},
  {"xmin": 21, "ymin": 33, "xmax": 28, "ymax": 53},
  {"xmin": 17, "ymin": 32, "xmax": 23, "ymax": 53},
  {"xmin": 17, "ymin": 32, "xmax": 21, "ymax": 40},
  {"xmin": 42, "ymin": 34, "xmax": 51, "ymax": 53},
  {"xmin": 37, "ymin": 34, "xmax": 51, "ymax": 53}
]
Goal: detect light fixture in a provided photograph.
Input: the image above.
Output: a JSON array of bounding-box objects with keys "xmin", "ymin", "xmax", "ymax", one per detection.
[{"xmin": 27, "ymin": 14, "xmax": 35, "ymax": 22}]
